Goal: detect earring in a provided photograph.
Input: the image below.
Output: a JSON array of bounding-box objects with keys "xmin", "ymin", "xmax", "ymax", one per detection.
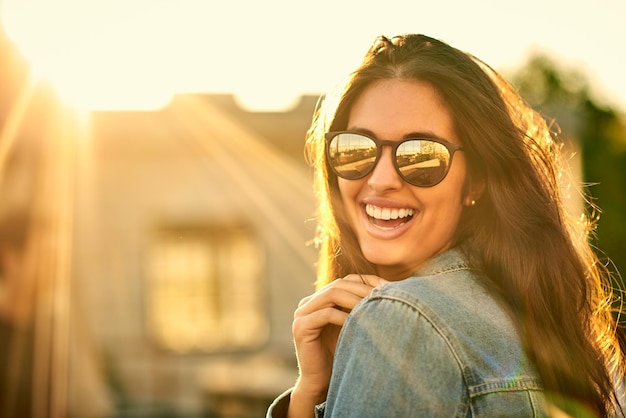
[{"xmin": 470, "ymin": 200, "xmax": 476, "ymax": 206}]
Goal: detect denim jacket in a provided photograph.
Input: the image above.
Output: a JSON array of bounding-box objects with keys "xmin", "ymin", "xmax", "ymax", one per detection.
[{"xmin": 268, "ymin": 246, "xmax": 547, "ymax": 417}]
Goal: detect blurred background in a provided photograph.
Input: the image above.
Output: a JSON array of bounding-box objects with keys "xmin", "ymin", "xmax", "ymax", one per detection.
[{"xmin": 0, "ymin": 1, "xmax": 624, "ymax": 417}]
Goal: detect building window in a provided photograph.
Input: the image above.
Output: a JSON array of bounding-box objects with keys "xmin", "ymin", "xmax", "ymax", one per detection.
[{"xmin": 145, "ymin": 224, "xmax": 267, "ymax": 352}]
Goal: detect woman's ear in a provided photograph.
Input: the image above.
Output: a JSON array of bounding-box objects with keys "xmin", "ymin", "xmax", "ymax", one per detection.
[{"xmin": 464, "ymin": 179, "xmax": 485, "ymax": 207}]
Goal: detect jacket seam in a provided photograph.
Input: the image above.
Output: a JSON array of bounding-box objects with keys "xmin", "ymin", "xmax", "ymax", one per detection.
[
  {"xmin": 367, "ymin": 292, "xmax": 476, "ymax": 386},
  {"xmin": 468, "ymin": 380, "xmax": 544, "ymax": 397},
  {"xmin": 422, "ymin": 264, "xmax": 472, "ymax": 276},
  {"xmin": 366, "ymin": 291, "xmax": 540, "ymax": 395}
]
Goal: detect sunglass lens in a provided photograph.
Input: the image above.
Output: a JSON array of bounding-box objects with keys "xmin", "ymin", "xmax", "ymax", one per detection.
[
  {"xmin": 328, "ymin": 133, "xmax": 377, "ymax": 179},
  {"xmin": 397, "ymin": 140, "xmax": 450, "ymax": 186}
]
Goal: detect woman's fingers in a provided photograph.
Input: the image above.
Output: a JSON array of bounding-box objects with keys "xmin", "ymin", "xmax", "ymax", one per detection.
[
  {"xmin": 296, "ymin": 274, "xmax": 389, "ymax": 316},
  {"xmin": 296, "ymin": 282, "xmax": 367, "ymax": 316},
  {"xmin": 290, "ymin": 274, "xmax": 389, "ymax": 398},
  {"xmin": 292, "ymin": 307, "xmax": 349, "ymax": 339},
  {"xmin": 341, "ymin": 273, "xmax": 389, "ymax": 288},
  {"xmin": 295, "ymin": 287, "xmax": 362, "ymax": 318},
  {"xmin": 297, "ymin": 294, "xmax": 313, "ymax": 308}
]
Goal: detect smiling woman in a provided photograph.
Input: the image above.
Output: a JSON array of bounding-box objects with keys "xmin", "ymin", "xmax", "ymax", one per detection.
[{"xmin": 267, "ymin": 33, "xmax": 626, "ymax": 418}]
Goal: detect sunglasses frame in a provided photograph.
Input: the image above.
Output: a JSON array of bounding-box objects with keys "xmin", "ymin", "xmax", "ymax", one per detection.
[{"xmin": 325, "ymin": 131, "xmax": 463, "ymax": 187}]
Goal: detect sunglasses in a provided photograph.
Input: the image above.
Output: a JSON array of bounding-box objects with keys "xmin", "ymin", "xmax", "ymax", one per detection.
[{"xmin": 326, "ymin": 131, "xmax": 463, "ymax": 187}]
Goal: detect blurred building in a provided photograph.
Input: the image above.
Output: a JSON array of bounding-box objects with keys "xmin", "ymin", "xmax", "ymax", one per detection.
[
  {"xmin": 1, "ymin": 21, "xmax": 317, "ymax": 417},
  {"xmin": 73, "ymin": 93, "xmax": 321, "ymax": 417}
]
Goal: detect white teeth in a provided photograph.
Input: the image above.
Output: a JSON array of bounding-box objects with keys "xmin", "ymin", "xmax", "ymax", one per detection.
[{"xmin": 365, "ymin": 204, "xmax": 414, "ymax": 221}]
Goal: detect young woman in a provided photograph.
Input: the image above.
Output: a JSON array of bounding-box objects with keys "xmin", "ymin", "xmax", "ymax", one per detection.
[{"xmin": 268, "ymin": 34, "xmax": 625, "ymax": 417}]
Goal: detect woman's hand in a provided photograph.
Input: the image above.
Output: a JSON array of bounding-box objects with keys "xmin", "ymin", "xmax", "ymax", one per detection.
[{"xmin": 287, "ymin": 274, "xmax": 388, "ymax": 417}]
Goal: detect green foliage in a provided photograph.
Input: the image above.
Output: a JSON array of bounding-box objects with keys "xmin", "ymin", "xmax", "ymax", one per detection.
[{"xmin": 510, "ymin": 54, "xmax": 626, "ymax": 285}]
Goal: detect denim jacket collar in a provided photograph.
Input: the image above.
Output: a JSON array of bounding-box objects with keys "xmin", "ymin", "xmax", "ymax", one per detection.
[{"xmin": 411, "ymin": 244, "xmax": 472, "ymax": 279}]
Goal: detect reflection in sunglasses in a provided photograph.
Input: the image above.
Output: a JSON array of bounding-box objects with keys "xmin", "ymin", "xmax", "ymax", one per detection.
[{"xmin": 326, "ymin": 131, "xmax": 460, "ymax": 187}]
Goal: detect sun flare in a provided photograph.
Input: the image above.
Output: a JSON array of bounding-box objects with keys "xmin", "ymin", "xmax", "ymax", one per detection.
[
  {"xmin": 0, "ymin": 0, "xmax": 314, "ymax": 112},
  {"xmin": 0, "ymin": 1, "xmax": 210, "ymax": 110},
  {"xmin": 2, "ymin": 0, "xmax": 624, "ymax": 113}
]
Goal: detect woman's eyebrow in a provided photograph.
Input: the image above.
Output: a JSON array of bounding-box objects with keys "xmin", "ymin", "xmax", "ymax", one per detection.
[
  {"xmin": 346, "ymin": 126, "xmax": 451, "ymax": 142},
  {"xmin": 345, "ymin": 126, "xmax": 375, "ymax": 136},
  {"xmin": 402, "ymin": 131, "xmax": 450, "ymax": 141}
]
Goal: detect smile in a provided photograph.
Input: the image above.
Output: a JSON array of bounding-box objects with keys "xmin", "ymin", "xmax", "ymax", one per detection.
[
  {"xmin": 365, "ymin": 203, "xmax": 415, "ymax": 230},
  {"xmin": 365, "ymin": 204, "xmax": 414, "ymax": 220}
]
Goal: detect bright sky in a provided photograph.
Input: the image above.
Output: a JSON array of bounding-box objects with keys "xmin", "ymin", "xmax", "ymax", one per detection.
[{"xmin": 2, "ymin": 0, "xmax": 625, "ymax": 112}]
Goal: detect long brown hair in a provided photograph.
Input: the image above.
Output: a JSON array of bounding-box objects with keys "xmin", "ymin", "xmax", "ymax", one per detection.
[{"xmin": 306, "ymin": 34, "xmax": 624, "ymax": 416}]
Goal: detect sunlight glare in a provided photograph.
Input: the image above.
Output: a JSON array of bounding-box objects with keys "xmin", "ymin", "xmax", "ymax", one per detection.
[
  {"xmin": 1, "ymin": 0, "xmax": 186, "ymax": 110},
  {"xmin": 2, "ymin": 0, "xmax": 625, "ymax": 112},
  {"xmin": 234, "ymin": 89, "xmax": 302, "ymax": 113},
  {"xmin": 0, "ymin": 0, "xmax": 328, "ymax": 112}
]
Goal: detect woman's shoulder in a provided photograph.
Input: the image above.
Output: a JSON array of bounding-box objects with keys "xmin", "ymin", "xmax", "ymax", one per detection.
[
  {"xmin": 371, "ymin": 246, "xmax": 495, "ymax": 319},
  {"xmin": 356, "ymin": 246, "xmax": 540, "ymax": 388},
  {"xmin": 371, "ymin": 263, "xmax": 520, "ymax": 353},
  {"xmin": 371, "ymin": 263, "xmax": 511, "ymax": 343}
]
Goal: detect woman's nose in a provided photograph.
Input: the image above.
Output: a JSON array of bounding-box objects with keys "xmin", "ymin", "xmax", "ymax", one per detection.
[{"xmin": 367, "ymin": 147, "xmax": 404, "ymax": 192}]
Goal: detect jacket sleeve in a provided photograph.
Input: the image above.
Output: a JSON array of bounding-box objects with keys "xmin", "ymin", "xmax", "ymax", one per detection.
[
  {"xmin": 323, "ymin": 296, "xmax": 467, "ymax": 417},
  {"xmin": 266, "ymin": 388, "xmax": 292, "ymax": 418}
]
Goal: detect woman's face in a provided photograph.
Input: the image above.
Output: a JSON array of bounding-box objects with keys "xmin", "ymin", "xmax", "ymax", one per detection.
[{"xmin": 338, "ymin": 79, "xmax": 469, "ymax": 280}]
